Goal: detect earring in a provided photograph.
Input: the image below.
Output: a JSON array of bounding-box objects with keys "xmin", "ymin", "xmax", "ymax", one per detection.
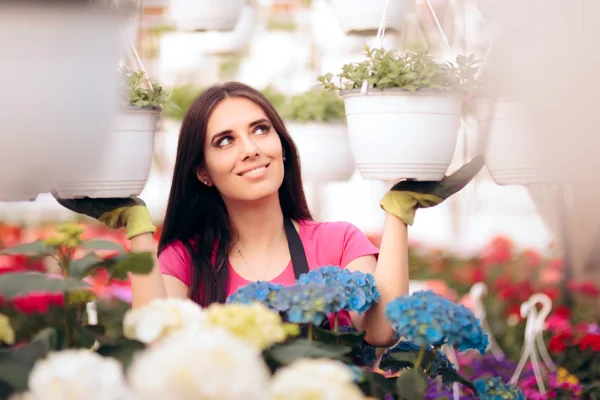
[
  {"xmin": 204, "ymin": 180, "xmax": 209, "ymax": 185},
  {"xmin": 283, "ymin": 156, "xmax": 286, "ymax": 161}
]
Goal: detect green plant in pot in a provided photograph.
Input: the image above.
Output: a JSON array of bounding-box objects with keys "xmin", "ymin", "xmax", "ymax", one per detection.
[
  {"xmin": 52, "ymin": 68, "xmax": 175, "ymax": 199},
  {"xmin": 283, "ymin": 87, "xmax": 354, "ymax": 182},
  {"xmin": 317, "ymin": 46, "xmax": 480, "ymax": 183}
]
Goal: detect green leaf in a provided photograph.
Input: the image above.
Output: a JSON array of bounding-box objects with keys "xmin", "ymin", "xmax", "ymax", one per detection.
[
  {"xmin": 437, "ymin": 368, "xmax": 477, "ymax": 393},
  {"xmin": 389, "ymin": 351, "xmax": 419, "ymax": 364},
  {"xmin": 81, "ymin": 239, "xmax": 125, "ymax": 254},
  {"xmin": 107, "ymin": 252, "xmax": 154, "ymax": 280},
  {"xmin": 96, "ymin": 338, "xmax": 145, "ymax": 369},
  {"xmin": 264, "ymin": 339, "xmax": 351, "ymax": 366},
  {"xmin": 73, "ymin": 324, "xmax": 105, "ymax": 349},
  {"xmin": 395, "ymin": 368, "xmax": 429, "ymax": 400},
  {"xmin": 0, "ymin": 272, "xmax": 89, "ymax": 299},
  {"xmin": 0, "ymin": 240, "xmax": 52, "ymax": 256},
  {"xmin": 0, "ymin": 328, "xmax": 57, "ymax": 393},
  {"xmin": 312, "ymin": 327, "xmax": 366, "ymax": 347},
  {"xmin": 69, "ymin": 253, "xmax": 104, "ymax": 279},
  {"xmin": 362, "ymin": 370, "xmax": 397, "ymax": 398}
]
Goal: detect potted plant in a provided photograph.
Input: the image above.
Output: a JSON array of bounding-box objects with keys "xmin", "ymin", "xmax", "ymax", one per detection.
[
  {"xmin": 0, "ymin": 1, "xmax": 134, "ymax": 202},
  {"xmin": 280, "ymin": 88, "xmax": 355, "ymax": 182},
  {"xmin": 53, "ymin": 68, "xmax": 173, "ymax": 199},
  {"xmin": 470, "ymin": 68, "xmax": 555, "ymax": 186},
  {"xmin": 329, "ymin": 0, "xmax": 410, "ymax": 36},
  {"xmin": 168, "ymin": 0, "xmax": 247, "ymax": 31},
  {"xmin": 319, "ymin": 46, "xmax": 478, "ymax": 182}
]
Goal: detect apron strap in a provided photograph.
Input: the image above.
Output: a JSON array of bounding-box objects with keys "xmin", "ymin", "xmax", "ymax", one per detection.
[{"xmin": 284, "ymin": 218, "xmax": 309, "ymax": 279}]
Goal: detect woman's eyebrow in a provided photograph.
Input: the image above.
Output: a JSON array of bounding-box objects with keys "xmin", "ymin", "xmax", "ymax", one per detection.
[{"xmin": 249, "ymin": 118, "xmax": 270, "ymax": 127}]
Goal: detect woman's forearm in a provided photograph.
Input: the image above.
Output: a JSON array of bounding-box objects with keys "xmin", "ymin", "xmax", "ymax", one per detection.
[
  {"xmin": 363, "ymin": 212, "xmax": 409, "ymax": 347},
  {"xmin": 129, "ymin": 232, "xmax": 167, "ymax": 308}
]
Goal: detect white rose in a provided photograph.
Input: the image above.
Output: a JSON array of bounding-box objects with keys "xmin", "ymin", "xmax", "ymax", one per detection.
[
  {"xmin": 123, "ymin": 298, "xmax": 206, "ymax": 344},
  {"xmin": 27, "ymin": 350, "xmax": 130, "ymax": 400},
  {"xmin": 269, "ymin": 359, "xmax": 365, "ymax": 400},
  {"xmin": 128, "ymin": 329, "xmax": 270, "ymax": 400}
]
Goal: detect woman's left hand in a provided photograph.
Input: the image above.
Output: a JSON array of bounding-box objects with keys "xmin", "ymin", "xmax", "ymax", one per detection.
[{"xmin": 380, "ymin": 156, "xmax": 484, "ymax": 225}]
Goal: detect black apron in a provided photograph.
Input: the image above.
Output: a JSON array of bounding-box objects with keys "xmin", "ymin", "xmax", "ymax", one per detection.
[
  {"xmin": 222, "ymin": 219, "xmax": 325, "ymax": 326},
  {"xmin": 221, "ymin": 218, "xmax": 309, "ymax": 285}
]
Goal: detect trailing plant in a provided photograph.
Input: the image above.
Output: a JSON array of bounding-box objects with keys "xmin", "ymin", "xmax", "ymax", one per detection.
[
  {"xmin": 285, "ymin": 88, "xmax": 346, "ymax": 123},
  {"xmin": 260, "ymin": 86, "xmax": 346, "ymax": 123},
  {"xmin": 318, "ymin": 45, "xmax": 480, "ymax": 93},
  {"xmin": 162, "ymin": 85, "xmax": 205, "ymax": 120},
  {"xmin": 121, "ymin": 67, "xmax": 175, "ymax": 109}
]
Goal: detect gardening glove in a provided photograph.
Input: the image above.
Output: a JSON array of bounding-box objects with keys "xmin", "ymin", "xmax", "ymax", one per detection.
[
  {"xmin": 380, "ymin": 156, "xmax": 484, "ymax": 226},
  {"xmin": 52, "ymin": 195, "xmax": 156, "ymax": 240}
]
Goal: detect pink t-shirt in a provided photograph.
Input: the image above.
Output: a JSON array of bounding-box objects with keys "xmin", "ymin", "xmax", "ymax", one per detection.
[{"xmin": 159, "ymin": 220, "xmax": 379, "ymax": 327}]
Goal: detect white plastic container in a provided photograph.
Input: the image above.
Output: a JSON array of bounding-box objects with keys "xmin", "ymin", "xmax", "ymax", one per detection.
[
  {"xmin": 475, "ymin": 97, "xmax": 554, "ymax": 186},
  {"xmin": 341, "ymin": 89, "xmax": 463, "ymax": 181},
  {"xmin": 169, "ymin": 0, "xmax": 245, "ymax": 31},
  {"xmin": 54, "ymin": 108, "xmax": 160, "ymax": 199},
  {"xmin": 330, "ymin": 0, "xmax": 409, "ymax": 34},
  {"xmin": 287, "ymin": 122, "xmax": 355, "ymax": 182},
  {"xmin": 0, "ymin": 4, "xmax": 128, "ymax": 201}
]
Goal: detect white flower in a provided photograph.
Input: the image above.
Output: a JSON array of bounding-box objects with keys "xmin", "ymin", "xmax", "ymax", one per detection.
[
  {"xmin": 27, "ymin": 349, "xmax": 130, "ymax": 400},
  {"xmin": 123, "ymin": 298, "xmax": 206, "ymax": 344},
  {"xmin": 269, "ymin": 359, "xmax": 366, "ymax": 400},
  {"xmin": 128, "ymin": 329, "xmax": 270, "ymax": 400}
]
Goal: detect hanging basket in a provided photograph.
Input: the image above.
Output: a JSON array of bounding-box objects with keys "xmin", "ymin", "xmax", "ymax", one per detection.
[
  {"xmin": 0, "ymin": 5, "xmax": 128, "ymax": 202},
  {"xmin": 53, "ymin": 107, "xmax": 160, "ymax": 199},
  {"xmin": 340, "ymin": 89, "xmax": 463, "ymax": 182},
  {"xmin": 474, "ymin": 97, "xmax": 554, "ymax": 186},
  {"xmin": 169, "ymin": 0, "xmax": 246, "ymax": 31},
  {"xmin": 330, "ymin": 0, "xmax": 409, "ymax": 35},
  {"xmin": 287, "ymin": 122, "xmax": 355, "ymax": 182}
]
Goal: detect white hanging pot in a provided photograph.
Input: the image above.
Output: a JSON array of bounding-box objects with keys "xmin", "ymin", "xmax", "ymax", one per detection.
[
  {"xmin": 474, "ymin": 97, "xmax": 554, "ymax": 186},
  {"xmin": 0, "ymin": 4, "xmax": 128, "ymax": 201},
  {"xmin": 53, "ymin": 107, "xmax": 160, "ymax": 199},
  {"xmin": 330, "ymin": 0, "xmax": 409, "ymax": 35},
  {"xmin": 169, "ymin": 0, "xmax": 246, "ymax": 31},
  {"xmin": 340, "ymin": 89, "xmax": 463, "ymax": 182},
  {"xmin": 287, "ymin": 122, "xmax": 355, "ymax": 182}
]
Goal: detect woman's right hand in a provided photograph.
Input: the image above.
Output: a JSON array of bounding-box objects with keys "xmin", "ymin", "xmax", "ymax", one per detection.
[{"xmin": 53, "ymin": 195, "xmax": 157, "ymax": 240}]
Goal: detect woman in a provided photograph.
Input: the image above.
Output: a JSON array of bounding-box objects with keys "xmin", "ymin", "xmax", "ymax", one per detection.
[{"xmin": 56, "ymin": 82, "xmax": 482, "ymax": 347}]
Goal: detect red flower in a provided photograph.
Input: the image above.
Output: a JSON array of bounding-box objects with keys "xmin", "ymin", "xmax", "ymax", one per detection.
[
  {"xmin": 481, "ymin": 236, "xmax": 513, "ymax": 266},
  {"xmin": 547, "ymin": 306, "xmax": 572, "ymax": 333},
  {"xmin": 549, "ymin": 330, "xmax": 573, "ymax": 353},
  {"xmin": 567, "ymin": 281, "xmax": 600, "ymax": 297},
  {"xmin": 579, "ymin": 333, "xmax": 600, "ymax": 352},
  {"xmin": 10, "ymin": 292, "xmax": 64, "ymax": 314},
  {"xmin": 505, "ymin": 304, "xmax": 523, "ymax": 320},
  {"xmin": 523, "ymin": 249, "xmax": 542, "ymax": 268}
]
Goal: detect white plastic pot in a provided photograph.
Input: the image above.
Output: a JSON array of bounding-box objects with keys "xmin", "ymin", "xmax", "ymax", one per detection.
[
  {"xmin": 330, "ymin": 0, "xmax": 409, "ymax": 35},
  {"xmin": 53, "ymin": 108, "xmax": 160, "ymax": 199},
  {"xmin": 287, "ymin": 122, "xmax": 355, "ymax": 182},
  {"xmin": 169, "ymin": 0, "xmax": 245, "ymax": 31},
  {"xmin": 0, "ymin": 4, "xmax": 128, "ymax": 201},
  {"xmin": 341, "ymin": 89, "xmax": 463, "ymax": 181},
  {"xmin": 475, "ymin": 97, "xmax": 554, "ymax": 186}
]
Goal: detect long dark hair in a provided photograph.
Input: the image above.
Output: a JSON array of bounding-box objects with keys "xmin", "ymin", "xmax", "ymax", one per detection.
[{"xmin": 158, "ymin": 82, "xmax": 312, "ymax": 306}]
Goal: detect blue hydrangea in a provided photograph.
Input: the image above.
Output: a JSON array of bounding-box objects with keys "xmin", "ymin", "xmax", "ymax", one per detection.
[
  {"xmin": 226, "ymin": 281, "xmax": 283, "ymax": 310},
  {"xmin": 273, "ymin": 282, "xmax": 346, "ymax": 325},
  {"xmin": 298, "ymin": 265, "xmax": 380, "ymax": 314},
  {"xmin": 385, "ymin": 290, "xmax": 489, "ymax": 354},
  {"xmin": 474, "ymin": 377, "xmax": 525, "ymax": 400}
]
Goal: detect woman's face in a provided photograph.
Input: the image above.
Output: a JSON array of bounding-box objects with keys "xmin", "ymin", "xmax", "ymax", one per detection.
[{"xmin": 199, "ymin": 96, "xmax": 285, "ymax": 203}]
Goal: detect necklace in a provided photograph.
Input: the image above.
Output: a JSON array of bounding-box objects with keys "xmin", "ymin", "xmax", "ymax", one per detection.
[{"xmin": 236, "ymin": 227, "xmax": 285, "ymax": 282}]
